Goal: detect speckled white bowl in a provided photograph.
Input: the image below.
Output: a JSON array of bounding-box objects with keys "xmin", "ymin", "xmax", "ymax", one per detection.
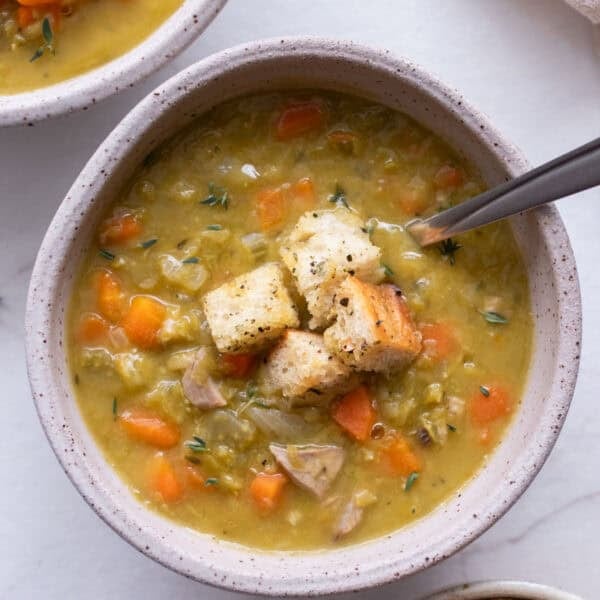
[
  {"xmin": 25, "ymin": 38, "xmax": 582, "ymax": 596},
  {"xmin": 0, "ymin": 0, "xmax": 226, "ymax": 127},
  {"xmin": 424, "ymin": 580, "xmax": 583, "ymax": 600}
]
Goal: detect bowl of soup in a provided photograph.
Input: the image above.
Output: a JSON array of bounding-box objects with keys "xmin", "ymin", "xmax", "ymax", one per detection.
[
  {"xmin": 25, "ymin": 38, "xmax": 581, "ymax": 595},
  {"xmin": 0, "ymin": 0, "xmax": 226, "ymax": 126},
  {"xmin": 424, "ymin": 580, "xmax": 583, "ymax": 599}
]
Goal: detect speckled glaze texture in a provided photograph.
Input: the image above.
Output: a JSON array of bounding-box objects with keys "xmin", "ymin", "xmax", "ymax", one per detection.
[
  {"xmin": 424, "ymin": 580, "xmax": 583, "ymax": 600},
  {"xmin": 0, "ymin": 0, "xmax": 226, "ymax": 127},
  {"xmin": 24, "ymin": 38, "xmax": 582, "ymax": 596}
]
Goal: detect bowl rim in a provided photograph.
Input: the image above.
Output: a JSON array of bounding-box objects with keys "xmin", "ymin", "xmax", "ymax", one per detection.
[
  {"xmin": 0, "ymin": 0, "xmax": 227, "ymax": 127},
  {"xmin": 424, "ymin": 580, "xmax": 583, "ymax": 600},
  {"xmin": 24, "ymin": 37, "xmax": 582, "ymax": 596}
]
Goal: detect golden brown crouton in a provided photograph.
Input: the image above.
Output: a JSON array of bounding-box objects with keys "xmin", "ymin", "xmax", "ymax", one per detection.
[
  {"xmin": 280, "ymin": 210, "xmax": 383, "ymax": 329},
  {"xmin": 261, "ymin": 330, "xmax": 356, "ymax": 405},
  {"xmin": 324, "ymin": 276, "xmax": 422, "ymax": 372},
  {"xmin": 203, "ymin": 263, "xmax": 299, "ymax": 353}
]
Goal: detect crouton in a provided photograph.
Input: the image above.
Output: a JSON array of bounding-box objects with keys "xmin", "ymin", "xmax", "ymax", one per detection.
[
  {"xmin": 324, "ymin": 276, "xmax": 422, "ymax": 373},
  {"xmin": 280, "ymin": 210, "xmax": 383, "ymax": 329},
  {"xmin": 261, "ymin": 330, "xmax": 356, "ymax": 405},
  {"xmin": 203, "ymin": 263, "xmax": 299, "ymax": 353}
]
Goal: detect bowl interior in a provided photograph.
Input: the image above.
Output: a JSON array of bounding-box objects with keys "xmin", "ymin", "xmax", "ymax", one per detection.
[{"xmin": 26, "ymin": 40, "xmax": 581, "ymax": 596}]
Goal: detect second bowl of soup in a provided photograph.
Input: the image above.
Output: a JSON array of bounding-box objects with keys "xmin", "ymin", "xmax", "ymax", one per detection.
[{"xmin": 25, "ymin": 38, "xmax": 581, "ymax": 595}]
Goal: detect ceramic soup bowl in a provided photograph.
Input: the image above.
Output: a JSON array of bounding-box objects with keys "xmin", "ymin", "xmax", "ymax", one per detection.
[
  {"xmin": 25, "ymin": 38, "xmax": 581, "ymax": 596},
  {"xmin": 0, "ymin": 0, "xmax": 226, "ymax": 127}
]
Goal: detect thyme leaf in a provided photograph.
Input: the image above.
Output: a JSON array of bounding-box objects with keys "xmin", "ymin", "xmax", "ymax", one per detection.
[
  {"xmin": 480, "ymin": 385, "xmax": 490, "ymax": 397},
  {"xmin": 200, "ymin": 183, "xmax": 229, "ymax": 209},
  {"xmin": 99, "ymin": 248, "xmax": 115, "ymax": 261},
  {"xmin": 480, "ymin": 310, "xmax": 508, "ymax": 324},
  {"xmin": 205, "ymin": 477, "xmax": 219, "ymax": 486},
  {"xmin": 328, "ymin": 183, "xmax": 349, "ymax": 208},
  {"xmin": 140, "ymin": 238, "xmax": 158, "ymax": 249},
  {"xmin": 184, "ymin": 436, "xmax": 207, "ymax": 452},
  {"xmin": 181, "ymin": 257, "xmax": 199, "ymax": 264},
  {"xmin": 30, "ymin": 18, "xmax": 54, "ymax": 62},
  {"xmin": 438, "ymin": 238, "xmax": 461, "ymax": 265},
  {"xmin": 405, "ymin": 471, "xmax": 419, "ymax": 492}
]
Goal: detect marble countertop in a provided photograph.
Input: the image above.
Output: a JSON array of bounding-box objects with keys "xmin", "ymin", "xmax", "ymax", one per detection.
[{"xmin": 1, "ymin": 1, "xmax": 598, "ymax": 598}]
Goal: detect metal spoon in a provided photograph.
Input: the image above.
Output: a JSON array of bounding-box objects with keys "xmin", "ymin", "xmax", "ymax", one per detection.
[{"xmin": 406, "ymin": 136, "xmax": 600, "ymax": 246}]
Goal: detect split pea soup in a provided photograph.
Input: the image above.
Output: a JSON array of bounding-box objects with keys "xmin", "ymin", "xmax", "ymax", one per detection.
[
  {"xmin": 67, "ymin": 91, "xmax": 532, "ymax": 550},
  {"xmin": 0, "ymin": 0, "xmax": 181, "ymax": 94}
]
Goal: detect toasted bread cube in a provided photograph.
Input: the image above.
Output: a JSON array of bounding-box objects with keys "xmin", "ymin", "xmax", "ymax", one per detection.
[
  {"xmin": 280, "ymin": 210, "xmax": 383, "ymax": 329},
  {"xmin": 261, "ymin": 330, "xmax": 356, "ymax": 405},
  {"xmin": 203, "ymin": 263, "xmax": 299, "ymax": 353},
  {"xmin": 324, "ymin": 276, "xmax": 422, "ymax": 373}
]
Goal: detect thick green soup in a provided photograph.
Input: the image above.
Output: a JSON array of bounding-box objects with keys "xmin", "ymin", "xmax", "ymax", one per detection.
[
  {"xmin": 67, "ymin": 92, "xmax": 532, "ymax": 549},
  {"xmin": 0, "ymin": 0, "xmax": 181, "ymax": 94}
]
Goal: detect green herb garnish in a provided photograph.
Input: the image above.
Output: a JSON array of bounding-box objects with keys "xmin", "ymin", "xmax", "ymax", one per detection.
[
  {"xmin": 480, "ymin": 310, "xmax": 508, "ymax": 324},
  {"xmin": 246, "ymin": 382, "xmax": 258, "ymax": 398},
  {"xmin": 184, "ymin": 436, "xmax": 207, "ymax": 452},
  {"xmin": 405, "ymin": 471, "xmax": 419, "ymax": 492},
  {"xmin": 382, "ymin": 263, "xmax": 394, "ymax": 278},
  {"xmin": 112, "ymin": 398, "xmax": 117, "ymax": 420},
  {"xmin": 30, "ymin": 18, "xmax": 54, "ymax": 62},
  {"xmin": 181, "ymin": 257, "xmax": 199, "ymax": 264},
  {"xmin": 329, "ymin": 183, "xmax": 349, "ymax": 209},
  {"xmin": 206, "ymin": 224, "xmax": 223, "ymax": 231},
  {"xmin": 447, "ymin": 423, "xmax": 457, "ymax": 432},
  {"xmin": 200, "ymin": 183, "xmax": 229, "ymax": 209},
  {"xmin": 480, "ymin": 385, "xmax": 490, "ymax": 397},
  {"xmin": 205, "ymin": 477, "xmax": 219, "ymax": 486},
  {"xmin": 99, "ymin": 248, "xmax": 115, "ymax": 261},
  {"xmin": 140, "ymin": 238, "xmax": 158, "ymax": 249},
  {"xmin": 438, "ymin": 238, "xmax": 461, "ymax": 265}
]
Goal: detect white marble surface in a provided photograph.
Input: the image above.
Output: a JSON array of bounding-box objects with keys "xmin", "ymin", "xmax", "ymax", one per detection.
[{"xmin": 0, "ymin": 1, "xmax": 598, "ymax": 598}]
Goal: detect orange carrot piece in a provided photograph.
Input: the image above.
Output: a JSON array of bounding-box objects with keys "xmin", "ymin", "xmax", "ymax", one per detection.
[
  {"xmin": 276, "ymin": 102, "xmax": 325, "ymax": 140},
  {"xmin": 249, "ymin": 472, "xmax": 286, "ymax": 512},
  {"xmin": 148, "ymin": 453, "xmax": 184, "ymax": 503},
  {"xmin": 17, "ymin": 0, "xmax": 61, "ymax": 5},
  {"xmin": 290, "ymin": 177, "xmax": 316, "ymax": 211},
  {"xmin": 419, "ymin": 322, "xmax": 458, "ymax": 361},
  {"xmin": 76, "ymin": 312, "xmax": 109, "ymax": 345},
  {"xmin": 119, "ymin": 408, "xmax": 180, "ymax": 448},
  {"xmin": 121, "ymin": 295, "xmax": 166, "ymax": 349},
  {"xmin": 17, "ymin": 6, "xmax": 34, "ymax": 27},
  {"xmin": 256, "ymin": 187, "xmax": 285, "ymax": 232},
  {"xmin": 220, "ymin": 353, "xmax": 256, "ymax": 378},
  {"xmin": 434, "ymin": 165, "xmax": 464, "ymax": 190},
  {"xmin": 332, "ymin": 385, "xmax": 376, "ymax": 442},
  {"xmin": 327, "ymin": 130, "xmax": 357, "ymax": 153},
  {"xmin": 96, "ymin": 269, "xmax": 125, "ymax": 323},
  {"xmin": 99, "ymin": 211, "xmax": 142, "ymax": 246},
  {"xmin": 470, "ymin": 385, "xmax": 513, "ymax": 426},
  {"xmin": 379, "ymin": 434, "xmax": 422, "ymax": 477}
]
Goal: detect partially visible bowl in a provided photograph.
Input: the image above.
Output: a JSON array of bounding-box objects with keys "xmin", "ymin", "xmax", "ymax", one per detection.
[
  {"xmin": 425, "ymin": 580, "xmax": 583, "ymax": 600},
  {"xmin": 25, "ymin": 38, "xmax": 581, "ymax": 595},
  {"xmin": 0, "ymin": 0, "xmax": 226, "ymax": 127}
]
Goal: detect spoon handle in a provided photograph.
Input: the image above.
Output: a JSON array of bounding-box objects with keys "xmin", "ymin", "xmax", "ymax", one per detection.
[{"xmin": 407, "ymin": 136, "xmax": 600, "ymax": 246}]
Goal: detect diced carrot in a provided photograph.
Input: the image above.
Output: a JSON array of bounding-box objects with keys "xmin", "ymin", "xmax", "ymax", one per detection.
[
  {"xmin": 434, "ymin": 165, "xmax": 464, "ymax": 190},
  {"xmin": 332, "ymin": 385, "xmax": 376, "ymax": 442},
  {"xmin": 220, "ymin": 353, "xmax": 256, "ymax": 378},
  {"xmin": 95, "ymin": 269, "xmax": 125, "ymax": 323},
  {"xmin": 470, "ymin": 385, "xmax": 513, "ymax": 426},
  {"xmin": 16, "ymin": 6, "xmax": 34, "ymax": 27},
  {"xmin": 276, "ymin": 102, "xmax": 325, "ymax": 140},
  {"xmin": 148, "ymin": 453, "xmax": 184, "ymax": 503},
  {"xmin": 76, "ymin": 312, "xmax": 109, "ymax": 345},
  {"xmin": 256, "ymin": 187, "xmax": 285, "ymax": 232},
  {"xmin": 379, "ymin": 434, "xmax": 422, "ymax": 477},
  {"xmin": 99, "ymin": 211, "xmax": 142, "ymax": 246},
  {"xmin": 327, "ymin": 130, "xmax": 357, "ymax": 154},
  {"xmin": 419, "ymin": 322, "xmax": 458, "ymax": 361},
  {"xmin": 119, "ymin": 408, "xmax": 180, "ymax": 448},
  {"xmin": 249, "ymin": 472, "xmax": 286, "ymax": 512},
  {"xmin": 17, "ymin": 0, "xmax": 61, "ymax": 5},
  {"xmin": 121, "ymin": 295, "xmax": 166, "ymax": 349},
  {"xmin": 397, "ymin": 187, "xmax": 430, "ymax": 216},
  {"xmin": 290, "ymin": 177, "xmax": 316, "ymax": 211}
]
